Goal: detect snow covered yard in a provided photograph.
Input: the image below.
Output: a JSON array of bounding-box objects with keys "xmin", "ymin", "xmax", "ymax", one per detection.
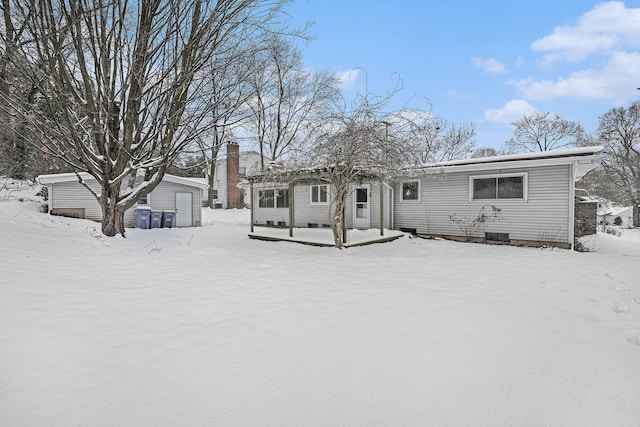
[{"xmin": 1, "ymin": 180, "xmax": 640, "ymax": 426}]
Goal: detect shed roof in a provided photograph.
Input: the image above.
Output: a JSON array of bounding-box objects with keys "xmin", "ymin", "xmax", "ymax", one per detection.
[{"xmin": 37, "ymin": 172, "xmax": 209, "ymax": 190}]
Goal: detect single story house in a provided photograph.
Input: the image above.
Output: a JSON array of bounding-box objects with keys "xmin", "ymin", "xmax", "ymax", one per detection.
[
  {"xmin": 248, "ymin": 146, "xmax": 603, "ymax": 249},
  {"xmin": 37, "ymin": 172, "xmax": 209, "ymax": 227}
]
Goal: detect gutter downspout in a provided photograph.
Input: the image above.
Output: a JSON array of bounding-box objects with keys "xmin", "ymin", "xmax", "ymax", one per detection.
[
  {"xmin": 383, "ymin": 181, "xmax": 394, "ymax": 230},
  {"xmin": 569, "ymin": 161, "xmax": 576, "ymax": 250},
  {"xmin": 289, "ymin": 182, "xmax": 294, "ymax": 238},
  {"xmin": 250, "ymin": 181, "xmax": 254, "ymax": 233},
  {"xmin": 379, "ymin": 179, "xmax": 384, "ymax": 236}
]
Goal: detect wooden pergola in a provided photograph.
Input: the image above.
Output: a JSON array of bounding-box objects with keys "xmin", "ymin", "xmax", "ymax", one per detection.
[{"xmin": 248, "ymin": 168, "xmax": 389, "ymax": 243}]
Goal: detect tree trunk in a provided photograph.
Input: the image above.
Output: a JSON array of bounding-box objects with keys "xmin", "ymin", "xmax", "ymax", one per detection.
[
  {"xmin": 331, "ymin": 189, "xmax": 347, "ymax": 249},
  {"xmin": 100, "ymin": 186, "xmax": 126, "ymax": 237},
  {"xmin": 633, "ymin": 203, "xmax": 639, "ymax": 228}
]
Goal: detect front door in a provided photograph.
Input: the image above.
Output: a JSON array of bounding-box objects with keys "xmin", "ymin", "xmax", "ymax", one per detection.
[
  {"xmin": 353, "ymin": 184, "xmax": 370, "ymax": 229},
  {"xmin": 175, "ymin": 192, "xmax": 193, "ymax": 227}
]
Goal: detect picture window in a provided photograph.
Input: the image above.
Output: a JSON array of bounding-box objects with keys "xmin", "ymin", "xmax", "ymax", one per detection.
[
  {"xmin": 471, "ymin": 174, "xmax": 526, "ymax": 201},
  {"xmin": 258, "ymin": 188, "xmax": 288, "ymax": 208}
]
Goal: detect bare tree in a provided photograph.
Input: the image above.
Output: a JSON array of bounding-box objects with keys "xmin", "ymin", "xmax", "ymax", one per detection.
[
  {"xmin": 471, "ymin": 147, "xmax": 498, "ymax": 159},
  {"xmin": 0, "ymin": 0, "xmax": 34, "ymax": 179},
  {"xmin": 506, "ymin": 111, "xmax": 584, "ymax": 153},
  {"xmin": 303, "ymin": 87, "xmax": 424, "ymax": 248},
  {"xmin": 245, "ymin": 33, "xmax": 340, "ymax": 169},
  {"xmin": 4, "ymin": 0, "xmax": 292, "ymax": 236},
  {"xmin": 411, "ymin": 121, "xmax": 475, "ymax": 163},
  {"xmin": 397, "ymin": 99, "xmax": 475, "ymax": 163},
  {"xmin": 195, "ymin": 27, "xmax": 265, "ymax": 208},
  {"xmin": 587, "ymin": 101, "xmax": 640, "ymax": 226}
]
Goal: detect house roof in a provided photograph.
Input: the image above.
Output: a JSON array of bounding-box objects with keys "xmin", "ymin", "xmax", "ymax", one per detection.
[
  {"xmin": 249, "ymin": 146, "xmax": 604, "ymax": 183},
  {"xmin": 599, "ymin": 206, "xmax": 633, "ymax": 217},
  {"xmin": 37, "ymin": 172, "xmax": 209, "ymax": 190},
  {"xmin": 432, "ymin": 146, "xmax": 602, "ymax": 167},
  {"xmin": 417, "ymin": 146, "xmax": 603, "ymax": 180}
]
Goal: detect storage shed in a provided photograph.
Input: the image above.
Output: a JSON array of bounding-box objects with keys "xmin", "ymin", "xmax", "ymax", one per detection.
[{"xmin": 37, "ymin": 172, "xmax": 209, "ymax": 227}]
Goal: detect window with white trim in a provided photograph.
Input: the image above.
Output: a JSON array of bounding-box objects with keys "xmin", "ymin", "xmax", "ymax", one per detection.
[
  {"xmin": 276, "ymin": 188, "xmax": 289, "ymax": 208},
  {"xmin": 137, "ymin": 194, "xmax": 150, "ymax": 205},
  {"xmin": 258, "ymin": 188, "xmax": 288, "ymax": 208},
  {"xmin": 212, "ymin": 189, "xmax": 218, "ymax": 200},
  {"xmin": 258, "ymin": 189, "xmax": 274, "ymax": 208},
  {"xmin": 310, "ymin": 184, "xmax": 329, "ymax": 205},
  {"xmin": 401, "ymin": 180, "xmax": 420, "ymax": 202},
  {"xmin": 470, "ymin": 173, "xmax": 527, "ymax": 201}
]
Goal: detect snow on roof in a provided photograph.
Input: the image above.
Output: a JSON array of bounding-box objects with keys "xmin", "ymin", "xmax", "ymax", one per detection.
[
  {"xmin": 36, "ymin": 172, "xmax": 209, "ymax": 190},
  {"xmin": 416, "ymin": 146, "xmax": 604, "ymax": 181},
  {"xmin": 429, "ymin": 146, "xmax": 604, "ymax": 168},
  {"xmin": 249, "ymin": 146, "xmax": 604, "ymax": 181},
  {"xmin": 600, "ymin": 206, "xmax": 633, "ymax": 217}
]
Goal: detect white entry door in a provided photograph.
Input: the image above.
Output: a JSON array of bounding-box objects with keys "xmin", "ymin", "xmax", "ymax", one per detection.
[
  {"xmin": 353, "ymin": 184, "xmax": 370, "ymax": 229},
  {"xmin": 175, "ymin": 192, "xmax": 193, "ymax": 227}
]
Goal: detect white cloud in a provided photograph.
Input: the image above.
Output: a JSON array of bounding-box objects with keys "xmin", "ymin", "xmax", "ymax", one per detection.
[
  {"xmin": 471, "ymin": 57, "xmax": 507, "ymax": 74},
  {"xmin": 531, "ymin": 1, "xmax": 640, "ymax": 64},
  {"xmin": 335, "ymin": 69, "xmax": 360, "ymax": 90},
  {"xmin": 511, "ymin": 51, "xmax": 640, "ymax": 102},
  {"xmin": 484, "ymin": 100, "xmax": 537, "ymax": 124}
]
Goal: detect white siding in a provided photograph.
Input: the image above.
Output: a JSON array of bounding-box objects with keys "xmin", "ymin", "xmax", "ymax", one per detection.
[
  {"xmin": 212, "ymin": 152, "xmax": 265, "ymax": 208},
  {"xmin": 148, "ymin": 181, "xmax": 202, "ymax": 227},
  {"xmin": 294, "ymin": 185, "xmax": 334, "ymax": 227},
  {"xmin": 252, "ymin": 183, "xmax": 334, "ymax": 227},
  {"xmin": 252, "ymin": 184, "xmax": 290, "ymax": 226},
  {"xmin": 252, "ymin": 181, "xmax": 393, "ymax": 230},
  {"xmin": 49, "ymin": 180, "xmax": 103, "ymax": 221},
  {"xmin": 394, "ymin": 164, "xmax": 571, "ymax": 244},
  {"xmin": 49, "ymin": 178, "xmax": 202, "ymax": 227},
  {"xmin": 344, "ymin": 181, "xmax": 392, "ymax": 229}
]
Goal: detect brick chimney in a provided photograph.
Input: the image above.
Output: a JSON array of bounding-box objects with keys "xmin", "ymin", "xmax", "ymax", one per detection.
[{"xmin": 226, "ymin": 142, "xmax": 243, "ymax": 208}]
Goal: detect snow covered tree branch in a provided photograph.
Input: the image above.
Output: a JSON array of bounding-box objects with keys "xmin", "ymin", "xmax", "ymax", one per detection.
[{"xmin": 4, "ymin": 0, "xmax": 294, "ymax": 236}]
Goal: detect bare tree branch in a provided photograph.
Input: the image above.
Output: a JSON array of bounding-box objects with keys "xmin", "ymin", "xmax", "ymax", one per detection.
[
  {"xmin": 3, "ymin": 0, "xmax": 293, "ymax": 236},
  {"xmin": 506, "ymin": 111, "xmax": 584, "ymax": 153}
]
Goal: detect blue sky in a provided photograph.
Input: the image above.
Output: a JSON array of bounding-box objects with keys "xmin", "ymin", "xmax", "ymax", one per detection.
[{"xmin": 285, "ymin": 0, "xmax": 640, "ymax": 150}]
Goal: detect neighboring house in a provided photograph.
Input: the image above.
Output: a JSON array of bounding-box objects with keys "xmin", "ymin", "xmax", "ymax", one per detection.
[
  {"xmin": 249, "ymin": 146, "xmax": 603, "ymax": 249},
  {"xmin": 207, "ymin": 143, "xmax": 266, "ymax": 209},
  {"xmin": 37, "ymin": 173, "xmax": 209, "ymax": 227},
  {"xmin": 598, "ymin": 205, "xmax": 634, "ymax": 227}
]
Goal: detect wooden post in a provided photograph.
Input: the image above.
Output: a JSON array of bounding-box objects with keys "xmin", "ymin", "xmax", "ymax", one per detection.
[
  {"xmin": 380, "ymin": 179, "xmax": 384, "ymax": 236},
  {"xmin": 289, "ymin": 182, "xmax": 294, "ymax": 238},
  {"xmin": 250, "ymin": 181, "xmax": 254, "ymax": 233}
]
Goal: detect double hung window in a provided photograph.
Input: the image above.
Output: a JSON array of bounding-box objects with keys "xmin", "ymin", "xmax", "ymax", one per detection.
[{"xmin": 311, "ymin": 184, "xmax": 329, "ymax": 204}]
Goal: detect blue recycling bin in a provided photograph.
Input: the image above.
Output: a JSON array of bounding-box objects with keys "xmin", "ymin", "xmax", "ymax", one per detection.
[
  {"xmin": 134, "ymin": 206, "xmax": 152, "ymax": 229},
  {"xmin": 162, "ymin": 210, "xmax": 175, "ymax": 228},
  {"xmin": 150, "ymin": 210, "xmax": 163, "ymax": 228}
]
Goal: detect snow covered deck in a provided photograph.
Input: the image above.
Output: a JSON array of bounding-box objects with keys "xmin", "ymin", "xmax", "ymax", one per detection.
[{"xmin": 248, "ymin": 226, "xmax": 405, "ymax": 247}]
